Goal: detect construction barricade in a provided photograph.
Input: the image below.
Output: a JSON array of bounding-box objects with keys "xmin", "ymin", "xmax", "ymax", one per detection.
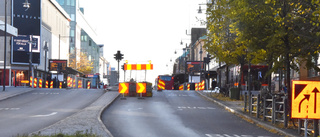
[
  {"xmin": 50, "ymin": 81, "xmax": 53, "ymax": 88},
  {"xmin": 118, "ymin": 82, "xmax": 152, "ymax": 97},
  {"xmin": 38, "ymin": 79, "xmax": 42, "ymax": 88},
  {"xmin": 179, "ymin": 84, "xmax": 184, "ymax": 90}
]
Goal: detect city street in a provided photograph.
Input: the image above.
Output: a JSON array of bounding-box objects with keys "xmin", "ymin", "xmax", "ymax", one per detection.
[
  {"xmin": 102, "ymin": 90, "xmax": 283, "ymax": 137},
  {"xmin": 0, "ymin": 89, "xmax": 104, "ymax": 137}
]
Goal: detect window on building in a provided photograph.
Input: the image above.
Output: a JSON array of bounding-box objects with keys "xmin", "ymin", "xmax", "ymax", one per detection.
[
  {"xmin": 58, "ymin": 0, "xmax": 64, "ymax": 5},
  {"xmin": 89, "ymin": 40, "xmax": 92, "ymax": 46},
  {"xmin": 70, "ymin": 14, "xmax": 75, "ymax": 21},
  {"xmin": 67, "ymin": 0, "xmax": 71, "ymax": 5},
  {"xmin": 71, "ymin": 0, "xmax": 75, "ymax": 6},
  {"xmin": 81, "ymin": 35, "xmax": 87, "ymax": 42},
  {"xmin": 70, "ymin": 30, "xmax": 74, "ymax": 37}
]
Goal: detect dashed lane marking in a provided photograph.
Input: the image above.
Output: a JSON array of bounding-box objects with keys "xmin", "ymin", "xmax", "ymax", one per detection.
[
  {"xmin": 32, "ymin": 93, "xmax": 60, "ymax": 95},
  {"xmin": 206, "ymin": 134, "xmax": 270, "ymax": 137},
  {"xmin": 31, "ymin": 112, "xmax": 58, "ymax": 118},
  {"xmin": 205, "ymin": 134, "xmax": 271, "ymax": 137},
  {"xmin": 177, "ymin": 106, "xmax": 216, "ymax": 110},
  {"xmin": 0, "ymin": 108, "xmax": 20, "ymax": 111}
]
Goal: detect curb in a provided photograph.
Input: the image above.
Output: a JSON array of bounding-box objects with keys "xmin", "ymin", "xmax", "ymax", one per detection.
[
  {"xmin": 0, "ymin": 88, "xmax": 35, "ymax": 101},
  {"xmin": 30, "ymin": 91, "xmax": 120, "ymax": 136},
  {"xmin": 98, "ymin": 93, "xmax": 119, "ymax": 137},
  {"xmin": 195, "ymin": 91, "xmax": 297, "ymax": 137}
]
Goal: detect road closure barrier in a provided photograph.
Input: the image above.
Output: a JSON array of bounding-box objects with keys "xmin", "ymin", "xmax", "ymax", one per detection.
[{"xmin": 118, "ymin": 82, "xmax": 152, "ymax": 97}]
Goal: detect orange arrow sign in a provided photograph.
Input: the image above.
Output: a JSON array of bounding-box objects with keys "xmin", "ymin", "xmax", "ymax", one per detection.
[
  {"xmin": 136, "ymin": 83, "xmax": 146, "ymax": 94},
  {"xmin": 292, "ymin": 80, "xmax": 320, "ymax": 119},
  {"xmin": 119, "ymin": 83, "xmax": 129, "ymax": 94}
]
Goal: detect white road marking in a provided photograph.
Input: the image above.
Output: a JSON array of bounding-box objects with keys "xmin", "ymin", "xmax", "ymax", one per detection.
[
  {"xmin": 177, "ymin": 106, "xmax": 216, "ymax": 110},
  {"xmin": 32, "ymin": 93, "xmax": 60, "ymax": 95},
  {"xmin": 0, "ymin": 108, "xmax": 20, "ymax": 111},
  {"xmin": 31, "ymin": 112, "xmax": 58, "ymax": 117},
  {"xmin": 128, "ymin": 108, "xmax": 143, "ymax": 111},
  {"xmin": 206, "ymin": 134, "xmax": 271, "ymax": 137}
]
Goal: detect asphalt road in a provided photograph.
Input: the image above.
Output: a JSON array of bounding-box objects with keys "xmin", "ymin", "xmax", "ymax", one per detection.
[
  {"xmin": 0, "ymin": 88, "xmax": 104, "ymax": 137},
  {"xmin": 102, "ymin": 90, "xmax": 283, "ymax": 137}
]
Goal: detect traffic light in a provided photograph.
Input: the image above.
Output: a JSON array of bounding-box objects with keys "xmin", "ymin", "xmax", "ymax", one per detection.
[
  {"xmin": 204, "ymin": 57, "xmax": 210, "ymax": 64},
  {"xmin": 121, "ymin": 65, "xmax": 124, "ymax": 70},
  {"xmin": 114, "ymin": 50, "xmax": 124, "ymax": 61}
]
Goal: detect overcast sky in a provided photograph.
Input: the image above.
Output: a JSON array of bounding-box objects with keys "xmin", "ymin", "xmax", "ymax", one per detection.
[{"xmin": 79, "ymin": 0, "xmax": 206, "ymax": 84}]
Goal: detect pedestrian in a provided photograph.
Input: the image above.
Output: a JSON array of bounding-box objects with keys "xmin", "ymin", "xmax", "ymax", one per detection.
[
  {"xmin": 53, "ymin": 77, "xmax": 57, "ymax": 88},
  {"xmin": 282, "ymin": 85, "xmax": 287, "ymax": 94},
  {"xmin": 211, "ymin": 79, "xmax": 217, "ymax": 91}
]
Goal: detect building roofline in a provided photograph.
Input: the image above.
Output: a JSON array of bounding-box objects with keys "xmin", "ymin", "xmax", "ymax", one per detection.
[{"xmin": 49, "ymin": 0, "xmax": 71, "ymax": 21}]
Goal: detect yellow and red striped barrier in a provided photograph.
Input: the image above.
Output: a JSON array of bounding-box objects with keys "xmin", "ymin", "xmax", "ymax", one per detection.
[
  {"xmin": 73, "ymin": 79, "xmax": 76, "ymax": 88},
  {"xmin": 78, "ymin": 80, "xmax": 82, "ymax": 88},
  {"xmin": 33, "ymin": 78, "xmax": 37, "ymax": 88},
  {"xmin": 200, "ymin": 80, "xmax": 205, "ymax": 90},
  {"xmin": 39, "ymin": 79, "xmax": 42, "ymax": 88},
  {"xmin": 87, "ymin": 81, "xmax": 91, "ymax": 89},
  {"xmin": 187, "ymin": 84, "xmax": 190, "ymax": 91},
  {"xmin": 124, "ymin": 64, "xmax": 153, "ymax": 70},
  {"xmin": 67, "ymin": 77, "xmax": 71, "ymax": 87},
  {"xmin": 179, "ymin": 85, "xmax": 184, "ymax": 90},
  {"xmin": 70, "ymin": 78, "xmax": 73, "ymax": 88},
  {"xmin": 30, "ymin": 76, "xmax": 33, "ymax": 87},
  {"xmin": 157, "ymin": 79, "xmax": 165, "ymax": 90},
  {"xmin": 45, "ymin": 81, "xmax": 49, "ymax": 88},
  {"xmin": 50, "ymin": 81, "xmax": 53, "ymax": 89},
  {"xmin": 59, "ymin": 82, "xmax": 62, "ymax": 89},
  {"xmin": 195, "ymin": 83, "xmax": 199, "ymax": 91}
]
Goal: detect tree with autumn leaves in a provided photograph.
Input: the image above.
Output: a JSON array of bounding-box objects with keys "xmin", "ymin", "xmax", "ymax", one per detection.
[
  {"xmin": 68, "ymin": 51, "xmax": 94, "ymax": 75},
  {"xmin": 205, "ymin": 0, "xmax": 320, "ymax": 95}
]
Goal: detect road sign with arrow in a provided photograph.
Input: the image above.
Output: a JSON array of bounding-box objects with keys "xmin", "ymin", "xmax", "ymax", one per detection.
[{"xmin": 291, "ymin": 80, "xmax": 320, "ymax": 119}]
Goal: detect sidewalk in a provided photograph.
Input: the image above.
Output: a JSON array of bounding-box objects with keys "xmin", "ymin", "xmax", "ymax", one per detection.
[
  {"xmin": 196, "ymin": 90, "xmax": 299, "ymax": 137},
  {"xmin": 0, "ymin": 87, "xmax": 119, "ymax": 137},
  {"xmin": 0, "ymin": 87, "xmax": 35, "ymax": 100}
]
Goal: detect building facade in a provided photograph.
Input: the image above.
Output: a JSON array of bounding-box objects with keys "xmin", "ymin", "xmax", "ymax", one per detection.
[
  {"xmin": 56, "ymin": 0, "xmax": 101, "ymax": 75},
  {"xmin": 0, "ymin": 0, "xmax": 70, "ymax": 87}
]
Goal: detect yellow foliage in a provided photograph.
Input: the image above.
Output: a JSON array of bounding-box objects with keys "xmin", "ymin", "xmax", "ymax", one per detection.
[{"xmin": 68, "ymin": 50, "xmax": 94, "ymax": 75}]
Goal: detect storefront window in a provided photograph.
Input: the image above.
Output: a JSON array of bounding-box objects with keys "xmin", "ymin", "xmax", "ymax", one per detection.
[{"xmin": 11, "ymin": 70, "xmax": 28, "ymax": 86}]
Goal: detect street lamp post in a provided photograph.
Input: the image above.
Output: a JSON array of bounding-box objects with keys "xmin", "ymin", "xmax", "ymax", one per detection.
[
  {"xmin": 29, "ymin": 35, "xmax": 34, "ymax": 88},
  {"xmin": 44, "ymin": 42, "xmax": 49, "ymax": 86},
  {"xmin": 180, "ymin": 40, "xmax": 190, "ymax": 83},
  {"xmin": 3, "ymin": 0, "xmax": 7, "ymax": 91}
]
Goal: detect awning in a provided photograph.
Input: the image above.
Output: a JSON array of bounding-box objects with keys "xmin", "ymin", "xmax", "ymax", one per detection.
[
  {"xmin": 0, "ymin": 20, "xmax": 18, "ymax": 36},
  {"xmin": 65, "ymin": 67, "xmax": 84, "ymax": 76}
]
